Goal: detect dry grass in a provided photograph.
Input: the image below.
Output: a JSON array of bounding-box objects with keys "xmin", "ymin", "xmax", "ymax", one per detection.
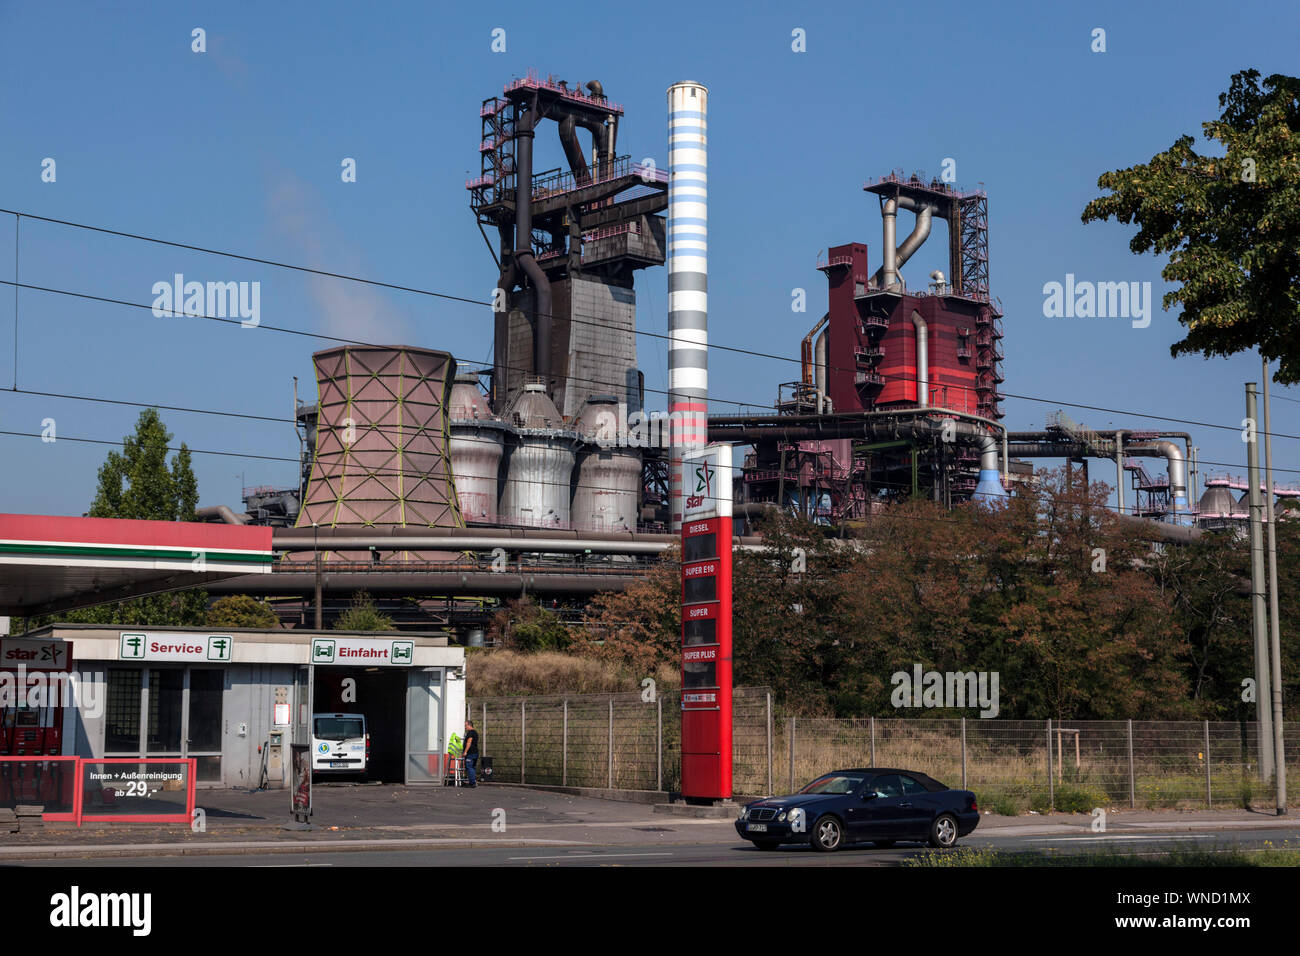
[{"xmin": 466, "ymin": 649, "xmax": 677, "ymax": 698}]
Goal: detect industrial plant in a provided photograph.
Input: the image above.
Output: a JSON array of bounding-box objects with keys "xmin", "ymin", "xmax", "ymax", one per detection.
[{"xmin": 197, "ymin": 70, "xmax": 1296, "ymax": 635}]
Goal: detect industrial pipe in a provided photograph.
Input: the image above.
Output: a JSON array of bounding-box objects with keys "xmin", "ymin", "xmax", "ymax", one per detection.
[
  {"xmin": 871, "ymin": 196, "xmax": 939, "ymax": 290},
  {"xmin": 878, "ymin": 197, "xmax": 898, "ymax": 289},
  {"xmin": 894, "ymin": 198, "xmax": 935, "ymax": 270},
  {"xmin": 279, "ymin": 535, "xmax": 671, "ymax": 555},
  {"xmin": 814, "ymin": 326, "xmax": 829, "ymax": 412},
  {"xmin": 557, "ymin": 114, "xmax": 592, "ymax": 185},
  {"xmin": 195, "ymin": 505, "xmax": 250, "ymax": 525},
  {"xmin": 493, "ymin": 258, "xmax": 519, "ymax": 411},
  {"xmin": 513, "ymin": 118, "xmax": 552, "ymax": 390},
  {"xmin": 972, "ymin": 432, "xmax": 1008, "ymax": 501},
  {"xmin": 911, "ymin": 310, "xmax": 928, "ymax": 408},
  {"xmin": 1129, "ymin": 440, "xmax": 1191, "ymax": 523}
]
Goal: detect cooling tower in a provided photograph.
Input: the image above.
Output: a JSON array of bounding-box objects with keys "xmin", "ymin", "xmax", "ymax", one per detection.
[{"xmin": 295, "ymin": 346, "xmax": 463, "ymax": 559}]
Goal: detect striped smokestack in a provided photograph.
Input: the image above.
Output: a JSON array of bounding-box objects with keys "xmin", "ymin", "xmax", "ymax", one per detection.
[{"xmin": 667, "ymin": 81, "xmax": 709, "ymax": 532}]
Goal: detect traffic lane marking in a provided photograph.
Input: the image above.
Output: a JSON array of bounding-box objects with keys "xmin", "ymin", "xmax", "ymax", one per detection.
[
  {"xmin": 506, "ymin": 851, "xmax": 675, "ymax": 862},
  {"xmin": 1024, "ymin": 834, "xmax": 1215, "ymax": 843}
]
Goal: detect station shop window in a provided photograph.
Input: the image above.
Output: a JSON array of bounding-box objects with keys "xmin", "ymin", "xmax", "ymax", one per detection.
[
  {"xmin": 105, "ymin": 669, "xmax": 142, "ymax": 753},
  {"xmin": 101, "ymin": 667, "xmax": 225, "ymax": 780},
  {"xmin": 147, "ymin": 668, "xmax": 184, "ymax": 753}
]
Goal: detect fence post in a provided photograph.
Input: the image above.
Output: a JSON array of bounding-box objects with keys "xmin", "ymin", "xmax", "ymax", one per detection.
[
  {"xmin": 788, "ymin": 717, "xmax": 795, "ymax": 792},
  {"xmin": 562, "ymin": 698, "xmax": 568, "ymax": 788},
  {"xmin": 1127, "ymin": 718, "xmax": 1136, "ymax": 809},
  {"xmin": 657, "ymin": 696, "xmax": 663, "ymax": 793},
  {"xmin": 608, "ymin": 698, "xmax": 614, "ymax": 790},
  {"xmin": 961, "ymin": 717, "xmax": 967, "ymax": 791},
  {"xmin": 520, "ymin": 700, "xmax": 526, "ymax": 785},
  {"xmin": 870, "ymin": 717, "xmax": 876, "ymax": 767},
  {"xmin": 1046, "ymin": 719, "xmax": 1054, "ymax": 811},
  {"xmin": 766, "ymin": 692, "xmax": 773, "ymax": 796},
  {"xmin": 1204, "ymin": 719, "xmax": 1212, "ymax": 808}
]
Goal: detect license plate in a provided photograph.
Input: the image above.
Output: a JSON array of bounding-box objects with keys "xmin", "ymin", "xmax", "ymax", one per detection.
[
  {"xmin": 747, "ymin": 823, "xmax": 768, "ymax": 832},
  {"xmin": 329, "ymin": 761, "xmax": 349, "ymax": 768}
]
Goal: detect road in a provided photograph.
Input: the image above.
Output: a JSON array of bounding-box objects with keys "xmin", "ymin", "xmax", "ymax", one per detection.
[{"xmin": 15, "ymin": 824, "xmax": 1299, "ymax": 867}]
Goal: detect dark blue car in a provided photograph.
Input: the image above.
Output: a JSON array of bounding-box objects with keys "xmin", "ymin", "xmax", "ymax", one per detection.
[{"xmin": 735, "ymin": 768, "xmax": 979, "ymax": 852}]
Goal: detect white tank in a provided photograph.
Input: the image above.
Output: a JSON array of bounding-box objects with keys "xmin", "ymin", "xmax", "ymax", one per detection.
[
  {"xmin": 499, "ymin": 383, "xmax": 578, "ymax": 528},
  {"xmin": 572, "ymin": 396, "xmax": 641, "ymax": 532},
  {"xmin": 449, "ymin": 375, "xmax": 508, "ymax": 524}
]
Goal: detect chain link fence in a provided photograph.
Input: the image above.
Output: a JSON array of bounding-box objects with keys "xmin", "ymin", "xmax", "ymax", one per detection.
[{"xmin": 471, "ymin": 688, "xmax": 1299, "ymax": 809}]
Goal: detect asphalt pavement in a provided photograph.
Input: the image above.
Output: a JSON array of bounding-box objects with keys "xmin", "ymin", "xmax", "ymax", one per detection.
[{"xmin": 3, "ymin": 782, "xmax": 1298, "ymax": 865}]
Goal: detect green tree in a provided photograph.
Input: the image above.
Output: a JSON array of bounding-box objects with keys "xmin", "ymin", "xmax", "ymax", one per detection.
[
  {"xmin": 206, "ymin": 594, "xmax": 280, "ymax": 629},
  {"xmin": 1082, "ymin": 70, "xmax": 1300, "ymax": 382},
  {"xmin": 56, "ymin": 409, "xmax": 206, "ymax": 627},
  {"xmin": 581, "ymin": 548, "xmax": 680, "ymax": 673},
  {"xmin": 334, "ymin": 591, "xmax": 394, "ymax": 631},
  {"xmin": 89, "ymin": 408, "xmax": 199, "ymax": 521},
  {"xmin": 490, "ymin": 598, "xmax": 571, "ymax": 652}
]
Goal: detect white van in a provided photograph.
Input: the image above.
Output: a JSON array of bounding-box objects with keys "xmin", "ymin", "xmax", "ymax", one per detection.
[{"xmin": 311, "ymin": 713, "xmax": 369, "ymax": 778}]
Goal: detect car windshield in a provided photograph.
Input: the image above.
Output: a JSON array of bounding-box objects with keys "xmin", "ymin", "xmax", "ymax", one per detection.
[
  {"xmin": 314, "ymin": 717, "xmax": 363, "ymax": 741},
  {"xmin": 799, "ymin": 774, "xmax": 866, "ymax": 795}
]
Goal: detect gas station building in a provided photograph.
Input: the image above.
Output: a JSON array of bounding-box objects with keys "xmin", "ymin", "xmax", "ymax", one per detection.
[
  {"xmin": 4, "ymin": 626, "xmax": 466, "ymax": 788},
  {"xmin": 1, "ymin": 514, "xmax": 467, "ymax": 789}
]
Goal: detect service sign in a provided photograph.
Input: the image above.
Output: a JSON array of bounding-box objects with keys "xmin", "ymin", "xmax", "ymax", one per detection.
[
  {"xmin": 1, "ymin": 638, "xmax": 73, "ymax": 672},
  {"xmin": 682, "ymin": 444, "xmax": 732, "ymax": 520},
  {"xmin": 310, "ymin": 637, "xmax": 415, "ymax": 666},
  {"xmin": 119, "ymin": 633, "xmax": 233, "ymax": 662}
]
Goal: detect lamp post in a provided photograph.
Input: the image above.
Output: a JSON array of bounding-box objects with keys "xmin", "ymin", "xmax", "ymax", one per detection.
[{"xmin": 1261, "ymin": 359, "xmax": 1287, "ymax": 815}]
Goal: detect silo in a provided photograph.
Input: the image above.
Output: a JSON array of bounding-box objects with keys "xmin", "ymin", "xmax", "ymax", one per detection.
[
  {"xmin": 499, "ymin": 382, "xmax": 579, "ymax": 528},
  {"xmin": 573, "ymin": 395, "xmax": 641, "ymax": 532},
  {"xmin": 1198, "ymin": 485, "xmax": 1237, "ymax": 518},
  {"xmin": 448, "ymin": 374, "xmax": 510, "ymax": 524}
]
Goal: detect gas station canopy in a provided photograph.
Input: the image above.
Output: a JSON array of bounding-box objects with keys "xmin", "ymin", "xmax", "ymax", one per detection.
[{"xmin": 0, "ymin": 514, "xmax": 274, "ymax": 617}]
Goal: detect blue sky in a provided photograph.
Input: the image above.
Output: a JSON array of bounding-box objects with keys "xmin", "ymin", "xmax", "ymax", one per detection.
[{"xmin": 1, "ymin": 0, "xmax": 1297, "ymax": 515}]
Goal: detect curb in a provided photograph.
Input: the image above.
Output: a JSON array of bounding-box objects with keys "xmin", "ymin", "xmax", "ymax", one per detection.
[{"xmin": 485, "ymin": 782, "xmax": 671, "ymax": 805}]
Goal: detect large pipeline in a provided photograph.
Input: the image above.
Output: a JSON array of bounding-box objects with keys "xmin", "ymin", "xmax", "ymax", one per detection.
[
  {"xmin": 196, "ymin": 505, "xmax": 249, "ymax": 525},
  {"xmin": 814, "ymin": 325, "xmax": 829, "ymax": 411},
  {"xmin": 274, "ymin": 525, "xmax": 765, "ymax": 553},
  {"xmin": 513, "ymin": 113, "xmax": 552, "ymax": 389},
  {"xmin": 872, "ymin": 196, "xmax": 941, "ymax": 290},
  {"xmin": 493, "ymin": 258, "xmax": 519, "ymax": 409},
  {"xmin": 911, "ymin": 310, "xmax": 928, "ymax": 408}
]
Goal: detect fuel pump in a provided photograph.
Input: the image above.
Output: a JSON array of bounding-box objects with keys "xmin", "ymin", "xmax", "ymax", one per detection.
[{"xmin": 1, "ymin": 649, "xmax": 70, "ymax": 807}]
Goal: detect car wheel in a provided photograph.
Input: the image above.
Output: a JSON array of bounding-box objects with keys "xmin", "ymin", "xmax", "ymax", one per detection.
[
  {"xmin": 872, "ymin": 840, "xmax": 896, "ymax": 848},
  {"xmin": 752, "ymin": 839, "xmax": 781, "ymax": 851},
  {"xmin": 929, "ymin": 813, "xmax": 959, "ymax": 849},
  {"xmin": 811, "ymin": 815, "xmax": 844, "ymax": 852}
]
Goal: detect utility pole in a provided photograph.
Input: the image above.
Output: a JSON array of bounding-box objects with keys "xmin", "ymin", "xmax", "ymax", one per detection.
[
  {"xmin": 313, "ymin": 521, "xmax": 323, "ymax": 630},
  {"xmin": 1245, "ymin": 384, "xmax": 1273, "ymax": 782},
  {"xmin": 1261, "ymin": 360, "xmax": 1287, "ymax": 814}
]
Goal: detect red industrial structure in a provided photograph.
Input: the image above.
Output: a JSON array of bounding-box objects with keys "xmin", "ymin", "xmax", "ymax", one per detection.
[
  {"xmin": 740, "ymin": 172, "xmax": 1009, "ymax": 519},
  {"xmin": 808, "ymin": 174, "xmax": 1002, "ymax": 420}
]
